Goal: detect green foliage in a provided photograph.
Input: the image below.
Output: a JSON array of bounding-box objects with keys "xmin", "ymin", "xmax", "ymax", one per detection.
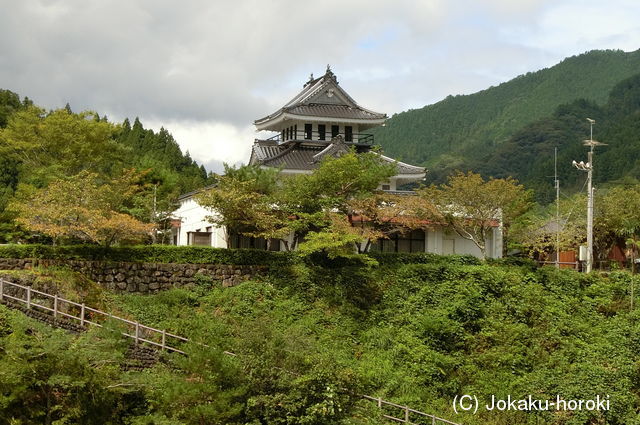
[
  {"xmin": 0, "ymin": 89, "xmax": 24, "ymax": 128},
  {"xmin": 0, "ymin": 93, "xmax": 214, "ymax": 244},
  {"xmin": 9, "ymin": 170, "xmax": 153, "ymax": 246},
  {"xmin": 366, "ymin": 251, "xmax": 481, "ymax": 266},
  {"xmin": 196, "ymin": 164, "xmax": 286, "ymax": 248},
  {"xmin": 281, "ymin": 150, "xmax": 397, "ymax": 254},
  {"xmin": 419, "ymin": 172, "xmax": 531, "ymax": 257},
  {"xmin": 4, "ymin": 257, "xmax": 640, "ymax": 423},
  {"xmin": 0, "ymin": 243, "xmax": 294, "ymax": 265},
  {"xmin": 0, "ymin": 305, "xmax": 140, "ymax": 424},
  {"xmin": 0, "ymin": 106, "xmax": 127, "ymax": 186}
]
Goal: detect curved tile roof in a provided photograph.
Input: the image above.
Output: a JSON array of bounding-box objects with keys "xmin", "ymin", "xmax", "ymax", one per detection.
[
  {"xmin": 254, "ymin": 67, "xmax": 386, "ymax": 127},
  {"xmin": 250, "ymin": 140, "xmax": 425, "ymax": 175}
]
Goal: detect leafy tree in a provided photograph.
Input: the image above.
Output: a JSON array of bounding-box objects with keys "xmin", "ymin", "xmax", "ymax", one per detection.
[
  {"xmin": 346, "ymin": 192, "xmax": 442, "ymax": 253},
  {"xmin": 419, "ymin": 172, "xmax": 532, "ymax": 258},
  {"xmin": 510, "ymin": 194, "xmax": 586, "ymax": 260},
  {"xmin": 196, "ymin": 164, "xmax": 283, "ymax": 249},
  {"xmin": 0, "ymin": 91, "xmax": 214, "ymax": 244},
  {"xmin": 0, "ymin": 89, "xmax": 23, "ymax": 128},
  {"xmin": 280, "ymin": 150, "xmax": 397, "ymax": 253},
  {"xmin": 596, "ymin": 184, "xmax": 640, "ymax": 268},
  {"xmin": 0, "ymin": 106, "xmax": 127, "ymax": 186},
  {"xmin": 8, "ymin": 171, "xmax": 153, "ymax": 246}
]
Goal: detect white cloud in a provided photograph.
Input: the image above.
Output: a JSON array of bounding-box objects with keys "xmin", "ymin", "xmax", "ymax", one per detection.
[
  {"xmin": 0, "ymin": 0, "xmax": 638, "ymax": 172},
  {"xmin": 143, "ymin": 119, "xmax": 256, "ymax": 173}
]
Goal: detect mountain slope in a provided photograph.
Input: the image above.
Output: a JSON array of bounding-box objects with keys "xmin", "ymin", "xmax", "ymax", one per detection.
[
  {"xmin": 475, "ymin": 72, "xmax": 640, "ymax": 202},
  {"xmin": 373, "ymin": 49, "xmax": 640, "ymax": 178}
]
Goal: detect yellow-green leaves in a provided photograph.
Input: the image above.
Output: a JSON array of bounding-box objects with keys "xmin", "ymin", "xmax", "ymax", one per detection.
[
  {"xmin": 0, "ymin": 106, "xmax": 127, "ymax": 185},
  {"xmin": 9, "ymin": 171, "xmax": 152, "ymax": 246},
  {"xmin": 419, "ymin": 172, "xmax": 532, "ymax": 258}
]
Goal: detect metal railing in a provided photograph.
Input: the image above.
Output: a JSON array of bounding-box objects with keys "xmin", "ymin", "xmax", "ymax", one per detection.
[
  {"xmin": 0, "ymin": 278, "xmax": 188, "ymax": 354},
  {"xmin": 0, "ymin": 277, "xmax": 459, "ymax": 425},
  {"xmin": 361, "ymin": 395, "xmax": 460, "ymax": 425},
  {"xmin": 537, "ymin": 261, "xmax": 579, "ymax": 270},
  {"xmin": 264, "ymin": 129, "xmax": 374, "ymax": 145}
]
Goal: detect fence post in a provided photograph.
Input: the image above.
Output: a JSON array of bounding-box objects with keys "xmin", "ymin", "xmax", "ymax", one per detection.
[
  {"xmin": 26, "ymin": 286, "xmax": 31, "ymax": 309},
  {"xmin": 80, "ymin": 303, "xmax": 85, "ymax": 326},
  {"xmin": 404, "ymin": 406, "xmax": 409, "ymax": 423},
  {"xmin": 53, "ymin": 294, "xmax": 58, "ymax": 319},
  {"xmin": 0, "ymin": 278, "xmax": 4, "ymax": 302},
  {"xmin": 161, "ymin": 329, "xmax": 166, "ymax": 351},
  {"xmin": 378, "ymin": 397, "xmax": 382, "ymax": 408},
  {"xmin": 135, "ymin": 322, "xmax": 140, "ymax": 344},
  {"xmin": 432, "ymin": 415, "xmax": 436, "ymax": 425}
]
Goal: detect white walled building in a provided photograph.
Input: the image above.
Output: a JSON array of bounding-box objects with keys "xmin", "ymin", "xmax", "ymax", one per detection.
[{"xmin": 172, "ymin": 67, "xmax": 502, "ymax": 258}]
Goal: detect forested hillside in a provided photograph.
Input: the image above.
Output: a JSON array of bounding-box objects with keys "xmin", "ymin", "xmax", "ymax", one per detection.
[
  {"xmin": 373, "ymin": 49, "xmax": 640, "ymax": 188},
  {"xmin": 474, "ymin": 73, "xmax": 640, "ymax": 203},
  {"xmin": 0, "ymin": 89, "xmax": 214, "ymax": 243}
]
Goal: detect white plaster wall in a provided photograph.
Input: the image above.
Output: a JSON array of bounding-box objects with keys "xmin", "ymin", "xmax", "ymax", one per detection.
[
  {"xmin": 173, "ymin": 198, "xmax": 226, "ymax": 247},
  {"xmin": 425, "ymin": 226, "xmax": 501, "ymax": 258}
]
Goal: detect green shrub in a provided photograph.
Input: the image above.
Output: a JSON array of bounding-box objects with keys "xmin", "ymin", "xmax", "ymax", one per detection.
[
  {"xmin": 366, "ymin": 251, "xmax": 481, "ymax": 266},
  {"xmin": 0, "ymin": 244, "xmax": 293, "ymax": 265}
]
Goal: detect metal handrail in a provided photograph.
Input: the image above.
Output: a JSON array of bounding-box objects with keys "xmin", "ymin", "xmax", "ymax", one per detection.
[
  {"xmin": 0, "ymin": 278, "xmax": 186, "ymax": 354},
  {"xmin": 263, "ymin": 129, "xmax": 374, "ymax": 145},
  {"xmin": 361, "ymin": 395, "xmax": 460, "ymax": 425},
  {"xmin": 0, "ymin": 277, "xmax": 459, "ymax": 424}
]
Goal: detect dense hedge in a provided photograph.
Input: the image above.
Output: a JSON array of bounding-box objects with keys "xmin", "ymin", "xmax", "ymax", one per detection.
[
  {"xmin": 366, "ymin": 251, "xmax": 482, "ymax": 266},
  {"xmin": 0, "ymin": 244, "xmax": 491, "ymax": 268},
  {"xmin": 0, "ymin": 244, "xmax": 294, "ymax": 265}
]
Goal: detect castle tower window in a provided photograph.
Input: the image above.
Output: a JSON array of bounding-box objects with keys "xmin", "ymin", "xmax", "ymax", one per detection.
[
  {"xmin": 331, "ymin": 125, "xmax": 339, "ymax": 138},
  {"xmin": 305, "ymin": 123, "xmax": 312, "ymax": 140},
  {"xmin": 294, "ymin": 124, "xmax": 298, "ymax": 140},
  {"xmin": 318, "ymin": 124, "xmax": 326, "ymax": 140}
]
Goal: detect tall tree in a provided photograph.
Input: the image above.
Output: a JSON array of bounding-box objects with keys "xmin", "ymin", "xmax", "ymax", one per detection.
[
  {"xmin": 196, "ymin": 164, "xmax": 282, "ymax": 248},
  {"xmin": 419, "ymin": 172, "xmax": 532, "ymax": 258},
  {"xmin": 9, "ymin": 171, "xmax": 152, "ymax": 246},
  {"xmin": 0, "ymin": 106, "xmax": 127, "ymax": 185}
]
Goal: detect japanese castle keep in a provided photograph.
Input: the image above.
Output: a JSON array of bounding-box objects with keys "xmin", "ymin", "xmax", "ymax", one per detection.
[{"xmin": 172, "ymin": 66, "xmax": 502, "ymax": 258}]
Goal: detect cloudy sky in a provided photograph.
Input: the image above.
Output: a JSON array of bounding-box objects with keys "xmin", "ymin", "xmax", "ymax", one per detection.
[{"xmin": 1, "ymin": 0, "xmax": 639, "ymax": 172}]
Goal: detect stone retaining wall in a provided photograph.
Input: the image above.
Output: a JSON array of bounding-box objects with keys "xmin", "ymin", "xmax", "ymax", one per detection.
[{"xmin": 0, "ymin": 258, "xmax": 267, "ymax": 294}]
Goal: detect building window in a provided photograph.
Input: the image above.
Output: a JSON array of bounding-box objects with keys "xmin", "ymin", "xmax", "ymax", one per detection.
[
  {"xmin": 229, "ymin": 232, "xmax": 267, "ymax": 250},
  {"xmin": 381, "ymin": 184, "xmax": 391, "ymax": 191},
  {"xmin": 318, "ymin": 124, "xmax": 326, "ymax": 140},
  {"xmin": 281, "ymin": 130, "xmax": 285, "ymax": 142},
  {"xmin": 228, "ymin": 229, "xmax": 277, "ymax": 250},
  {"xmin": 285, "ymin": 127, "xmax": 289, "ymax": 140},
  {"xmin": 369, "ymin": 229, "xmax": 425, "ymax": 253},
  {"xmin": 345, "ymin": 126, "xmax": 353, "ymax": 142},
  {"xmin": 331, "ymin": 125, "xmax": 339, "ymax": 138},
  {"xmin": 304, "ymin": 123, "xmax": 312, "ymax": 140},
  {"xmin": 188, "ymin": 231, "xmax": 212, "ymax": 246}
]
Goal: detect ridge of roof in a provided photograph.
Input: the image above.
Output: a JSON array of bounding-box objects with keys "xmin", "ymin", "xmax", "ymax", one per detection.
[{"xmin": 254, "ymin": 66, "xmax": 386, "ymax": 126}]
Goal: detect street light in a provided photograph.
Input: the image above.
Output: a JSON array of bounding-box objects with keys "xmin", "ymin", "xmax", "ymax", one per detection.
[{"xmin": 572, "ymin": 118, "xmax": 606, "ymax": 273}]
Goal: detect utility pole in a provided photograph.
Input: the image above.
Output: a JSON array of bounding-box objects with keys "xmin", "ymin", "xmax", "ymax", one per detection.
[
  {"xmin": 152, "ymin": 183, "xmax": 158, "ymax": 244},
  {"xmin": 586, "ymin": 143, "xmax": 593, "ymax": 273},
  {"xmin": 555, "ymin": 147, "xmax": 560, "ymax": 269},
  {"xmin": 572, "ymin": 118, "xmax": 606, "ymax": 273}
]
